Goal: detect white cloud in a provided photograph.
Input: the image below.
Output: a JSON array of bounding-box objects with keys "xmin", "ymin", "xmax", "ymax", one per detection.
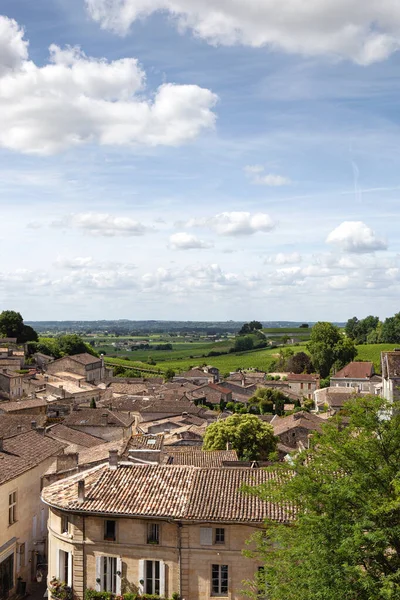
[
  {"xmin": 266, "ymin": 252, "xmax": 302, "ymax": 265},
  {"xmin": 328, "ymin": 275, "xmax": 351, "ymax": 289},
  {"xmin": 0, "ymin": 16, "xmax": 28, "ymax": 75},
  {"xmin": 86, "ymin": 0, "xmax": 400, "ymax": 65},
  {"xmin": 326, "ymin": 221, "xmax": 387, "ymax": 253},
  {"xmin": 187, "ymin": 211, "xmax": 275, "ymax": 236},
  {"xmin": 245, "ymin": 165, "xmax": 291, "ymax": 186},
  {"xmin": 0, "ymin": 17, "xmax": 217, "ymax": 155},
  {"xmin": 169, "ymin": 232, "xmax": 212, "ymax": 250},
  {"xmin": 54, "ymin": 212, "xmax": 149, "ymax": 236}
]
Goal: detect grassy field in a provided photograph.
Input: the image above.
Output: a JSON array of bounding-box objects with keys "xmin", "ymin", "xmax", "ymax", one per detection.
[
  {"xmin": 98, "ymin": 340, "xmax": 233, "ymax": 362},
  {"xmin": 103, "ymin": 342, "xmax": 399, "ymax": 375}
]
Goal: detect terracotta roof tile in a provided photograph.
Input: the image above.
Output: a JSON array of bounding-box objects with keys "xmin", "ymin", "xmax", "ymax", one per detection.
[
  {"xmin": 63, "ymin": 408, "xmax": 134, "ymax": 428},
  {"xmin": 0, "ymin": 431, "xmax": 64, "ymax": 485},
  {"xmin": 333, "ymin": 362, "xmax": 374, "ymax": 379},
  {"xmin": 42, "ymin": 463, "xmax": 293, "ymax": 523},
  {"xmin": 0, "ymin": 398, "xmax": 47, "ymax": 412},
  {"xmin": 47, "ymin": 424, "xmax": 105, "ymax": 448},
  {"xmin": 165, "ymin": 448, "xmax": 238, "ymax": 467},
  {"xmin": 0, "ymin": 414, "xmax": 47, "ymax": 438}
]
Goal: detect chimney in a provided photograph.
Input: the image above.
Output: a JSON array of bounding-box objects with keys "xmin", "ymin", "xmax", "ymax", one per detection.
[
  {"xmin": 109, "ymin": 449, "xmax": 118, "ymax": 470},
  {"xmin": 17, "ymin": 425, "xmax": 22, "ymax": 433},
  {"xmin": 36, "ymin": 426, "xmax": 46, "ymax": 436},
  {"xmin": 226, "ymin": 441, "xmax": 232, "ymax": 451},
  {"xmin": 101, "ymin": 412, "xmax": 109, "ymax": 426},
  {"xmin": 57, "ymin": 453, "xmax": 79, "ymax": 472},
  {"xmin": 77, "ymin": 480, "xmax": 85, "ymax": 503},
  {"xmin": 78, "ymin": 380, "xmax": 81, "ymax": 388},
  {"xmin": 31, "ymin": 420, "xmax": 37, "ymax": 430},
  {"xmin": 0, "ymin": 437, "xmax": 3, "ymax": 451}
]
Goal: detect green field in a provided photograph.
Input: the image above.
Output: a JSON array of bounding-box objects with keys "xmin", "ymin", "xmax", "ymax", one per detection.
[
  {"xmin": 97, "ymin": 340, "xmax": 233, "ymax": 362},
  {"xmin": 103, "ymin": 342, "xmax": 399, "ymax": 375}
]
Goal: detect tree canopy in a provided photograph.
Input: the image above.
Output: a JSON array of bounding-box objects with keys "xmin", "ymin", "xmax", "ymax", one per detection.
[
  {"xmin": 245, "ymin": 395, "xmax": 400, "ymax": 600},
  {"xmin": 307, "ymin": 321, "xmax": 356, "ymax": 378},
  {"xmin": 203, "ymin": 413, "xmax": 276, "ymax": 460},
  {"xmin": 286, "ymin": 351, "xmax": 313, "ymax": 374},
  {"xmin": 238, "ymin": 321, "xmax": 263, "ymax": 335},
  {"xmin": 0, "ymin": 310, "xmax": 38, "ymax": 343},
  {"xmin": 28, "ymin": 334, "xmax": 98, "ymax": 358}
]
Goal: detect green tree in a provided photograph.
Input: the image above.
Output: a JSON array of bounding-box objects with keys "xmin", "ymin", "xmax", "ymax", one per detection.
[
  {"xmin": 234, "ymin": 336, "xmax": 254, "ymax": 352},
  {"xmin": 203, "ymin": 414, "xmax": 276, "ymax": 460},
  {"xmin": 164, "ymin": 367, "xmax": 176, "ymax": 382},
  {"xmin": 381, "ymin": 313, "xmax": 400, "ymax": 343},
  {"xmin": 307, "ymin": 321, "xmax": 356, "ymax": 378},
  {"xmin": 90, "ymin": 398, "xmax": 97, "ymax": 408},
  {"xmin": 0, "ymin": 310, "xmax": 38, "ymax": 342},
  {"xmin": 245, "ymin": 395, "xmax": 400, "ymax": 600},
  {"xmin": 239, "ymin": 321, "xmax": 263, "ymax": 335},
  {"xmin": 286, "ymin": 351, "xmax": 313, "ymax": 374}
]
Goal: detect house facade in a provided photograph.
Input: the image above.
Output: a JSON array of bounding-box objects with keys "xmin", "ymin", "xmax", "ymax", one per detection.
[
  {"xmin": 0, "ymin": 431, "xmax": 63, "ymax": 600},
  {"xmin": 42, "ymin": 461, "xmax": 289, "ymax": 600},
  {"xmin": 330, "ymin": 362, "xmax": 380, "ymax": 393},
  {"xmin": 286, "ymin": 374, "xmax": 320, "ymax": 400},
  {"xmin": 46, "ymin": 354, "xmax": 105, "ymax": 384}
]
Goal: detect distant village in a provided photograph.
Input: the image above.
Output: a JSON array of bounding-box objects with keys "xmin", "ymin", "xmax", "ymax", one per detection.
[{"xmin": 1, "ymin": 330, "xmax": 399, "ymax": 600}]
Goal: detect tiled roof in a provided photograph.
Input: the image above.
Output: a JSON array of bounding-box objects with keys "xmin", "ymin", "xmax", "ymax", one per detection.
[
  {"xmin": 68, "ymin": 353, "xmax": 102, "ymax": 366},
  {"xmin": 42, "ymin": 463, "xmax": 292, "ymax": 523},
  {"xmin": 47, "ymin": 424, "xmax": 105, "ymax": 448},
  {"xmin": 272, "ymin": 412, "xmax": 324, "ymax": 436},
  {"xmin": 125, "ymin": 396, "xmax": 203, "ymax": 418},
  {"xmin": 0, "ymin": 414, "xmax": 47, "ymax": 438},
  {"xmin": 332, "ymin": 362, "xmax": 374, "ymax": 379},
  {"xmin": 0, "ymin": 398, "xmax": 47, "ymax": 412},
  {"xmin": 165, "ymin": 448, "xmax": 238, "ymax": 467},
  {"xmin": 0, "ymin": 431, "xmax": 64, "ymax": 485},
  {"xmin": 64, "ymin": 408, "xmax": 134, "ymax": 428},
  {"xmin": 127, "ymin": 434, "xmax": 164, "ymax": 451},
  {"xmin": 382, "ymin": 351, "xmax": 400, "ymax": 379},
  {"xmin": 179, "ymin": 369, "xmax": 210, "ymax": 378},
  {"xmin": 286, "ymin": 373, "xmax": 319, "ymax": 381},
  {"xmin": 108, "ymin": 382, "xmax": 150, "ymax": 395}
]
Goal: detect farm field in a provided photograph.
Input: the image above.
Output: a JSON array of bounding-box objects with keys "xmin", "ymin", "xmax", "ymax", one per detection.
[
  {"xmin": 96, "ymin": 340, "xmax": 234, "ymax": 362},
  {"xmin": 103, "ymin": 342, "xmax": 399, "ymax": 375}
]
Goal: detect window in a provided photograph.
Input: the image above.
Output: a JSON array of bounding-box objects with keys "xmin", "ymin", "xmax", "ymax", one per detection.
[
  {"xmin": 58, "ymin": 550, "xmax": 72, "ymax": 587},
  {"xmin": 95, "ymin": 556, "xmax": 122, "ymax": 595},
  {"xmin": 8, "ymin": 491, "xmax": 17, "ymax": 525},
  {"xmin": 147, "ymin": 523, "xmax": 160, "ymax": 544},
  {"xmin": 104, "ymin": 520, "xmax": 116, "ymax": 542},
  {"xmin": 211, "ymin": 564, "xmax": 228, "ymax": 596},
  {"xmin": 300, "ymin": 383, "xmax": 304, "ymax": 390},
  {"xmin": 61, "ymin": 515, "xmax": 69, "ymax": 534},
  {"xmin": 308, "ymin": 383, "xmax": 311, "ymax": 390},
  {"xmin": 139, "ymin": 560, "xmax": 165, "ymax": 596},
  {"xmin": 215, "ymin": 528, "xmax": 225, "ymax": 544},
  {"xmin": 19, "ymin": 543, "xmax": 26, "ymax": 569}
]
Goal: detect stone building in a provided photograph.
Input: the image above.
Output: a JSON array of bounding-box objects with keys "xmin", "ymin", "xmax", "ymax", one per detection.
[
  {"xmin": 330, "ymin": 361, "xmax": 380, "ymax": 393},
  {"xmin": 0, "ymin": 371, "xmax": 23, "ymax": 400},
  {"xmin": 42, "ymin": 460, "xmax": 291, "ymax": 600},
  {"xmin": 381, "ymin": 350, "xmax": 400, "ymax": 402},
  {"xmin": 285, "ymin": 374, "xmax": 320, "ymax": 400},
  {"xmin": 46, "ymin": 354, "xmax": 106, "ymax": 384},
  {"xmin": 0, "ymin": 431, "xmax": 64, "ymax": 599}
]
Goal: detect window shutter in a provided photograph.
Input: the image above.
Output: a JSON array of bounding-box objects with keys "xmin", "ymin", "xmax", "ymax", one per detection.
[
  {"xmin": 95, "ymin": 556, "xmax": 102, "ymax": 592},
  {"xmin": 138, "ymin": 560, "xmax": 145, "ymax": 595},
  {"xmin": 159, "ymin": 561, "xmax": 166, "ymax": 597},
  {"xmin": 67, "ymin": 552, "xmax": 73, "ymax": 587},
  {"xmin": 116, "ymin": 558, "xmax": 122, "ymax": 595},
  {"xmin": 200, "ymin": 527, "xmax": 213, "ymax": 545},
  {"xmin": 56, "ymin": 549, "xmax": 61, "ymax": 579}
]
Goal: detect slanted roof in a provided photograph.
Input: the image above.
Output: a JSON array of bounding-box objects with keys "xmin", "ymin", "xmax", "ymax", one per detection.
[
  {"xmin": 286, "ymin": 373, "xmax": 319, "ymax": 381},
  {"xmin": 63, "ymin": 408, "xmax": 134, "ymax": 428},
  {"xmin": 382, "ymin": 351, "xmax": 400, "ymax": 379},
  {"xmin": 0, "ymin": 431, "xmax": 64, "ymax": 485},
  {"xmin": 165, "ymin": 448, "xmax": 238, "ymax": 467},
  {"xmin": 42, "ymin": 463, "xmax": 293, "ymax": 523},
  {"xmin": 47, "ymin": 424, "xmax": 105, "ymax": 448},
  {"xmin": 0, "ymin": 414, "xmax": 47, "ymax": 438},
  {"xmin": 179, "ymin": 368, "xmax": 209, "ymax": 378},
  {"xmin": 333, "ymin": 362, "xmax": 374, "ymax": 379},
  {"xmin": 0, "ymin": 398, "xmax": 47, "ymax": 412},
  {"xmin": 272, "ymin": 412, "xmax": 324, "ymax": 436},
  {"xmin": 128, "ymin": 434, "xmax": 164, "ymax": 451},
  {"xmin": 68, "ymin": 353, "xmax": 102, "ymax": 366}
]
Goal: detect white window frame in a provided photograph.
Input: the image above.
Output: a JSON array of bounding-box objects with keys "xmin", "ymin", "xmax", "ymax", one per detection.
[
  {"xmin": 95, "ymin": 556, "xmax": 122, "ymax": 595},
  {"xmin": 211, "ymin": 564, "xmax": 229, "ymax": 596},
  {"xmin": 8, "ymin": 491, "xmax": 17, "ymax": 525},
  {"xmin": 138, "ymin": 560, "xmax": 165, "ymax": 597},
  {"xmin": 56, "ymin": 549, "xmax": 73, "ymax": 587}
]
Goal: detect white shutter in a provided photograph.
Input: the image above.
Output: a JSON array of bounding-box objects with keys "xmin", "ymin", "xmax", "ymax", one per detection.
[
  {"xmin": 159, "ymin": 561, "xmax": 166, "ymax": 597},
  {"xmin": 32, "ymin": 515, "xmax": 37, "ymax": 540},
  {"xmin": 138, "ymin": 560, "xmax": 145, "ymax": 595},
  {"xmin": 116, "ymin": 558, "xmax": 122, "ymax": 595},
  {"xmin": 95, "ymin": 556, "xmax": 103, "ymax": 592},
  {"xmin": 67, "ymin": 552, "xmax": 73, "ymax": 587},
  {"xmin": 200, "ymin": 527, "xmax": 213, "ymax": 545},
  {"xmin": 56, "ymin": 549, "xmax": 60, "ymax": 579}
]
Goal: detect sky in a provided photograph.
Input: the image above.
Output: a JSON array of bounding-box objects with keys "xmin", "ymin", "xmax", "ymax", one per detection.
[{"xmin": 1, "ymin": 0, "xmax": 400, "ymax": 322}]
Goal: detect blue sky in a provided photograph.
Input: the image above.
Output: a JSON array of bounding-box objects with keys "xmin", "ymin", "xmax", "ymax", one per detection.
[{"xmin": 1, "ymin": 0, "xmax": 400, "ymax": 321}]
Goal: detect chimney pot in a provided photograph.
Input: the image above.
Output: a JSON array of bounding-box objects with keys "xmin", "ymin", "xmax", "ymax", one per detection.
[
  {"xmin": 31, "ymin": 420, "xmax": 37, "ymax": 430},
  {"xmin": 0, "ymin": 437, "xmax": 3, "ymax": 451},
  {"xmin": 78, "ymin": 480, "xmax": 85, "ymax": 503},
  {"xmin": 109, "ymin": 449, "xmax": 118, "ymax": 470},
  {"xmin": 17, "ymin": 425, "xmax": 22, "ymax": 433},
  {"xmin": 102, "ymin": 412, "xmax": 109, "ymax": 426}
]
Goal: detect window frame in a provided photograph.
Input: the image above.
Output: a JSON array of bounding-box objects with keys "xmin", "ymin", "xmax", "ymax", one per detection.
[
  {"xmin": 147, "ymin": 523, "xmax": 160, "ymax": 545},
  {"xmin": 145, "ymin": 559, "xmax": 160, "ymax": 595},
  {"xmin": 104, "ymin": 520, "xmax": 117, "ymax": 542},
  {"xmin": 61, "ymin": 515, "xmax": 69, "ymax": 535},
  {"xmin": 211, "ymin": 564, "xmax": 229, "ymax": 596},
  {"xmin": 8, "ymin": 490, "xmax": 17, "ymax": 525},
  {"xmin": 214, "ymin": 528, "xmax": 225, "ymax": 545}
]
